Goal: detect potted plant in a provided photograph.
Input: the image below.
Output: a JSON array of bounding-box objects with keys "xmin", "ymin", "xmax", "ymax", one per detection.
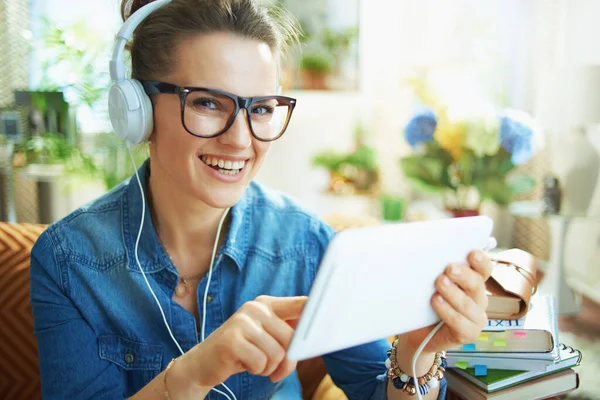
[
  {"xmin": 299, "ymin": 52, "xmax": 332, "ymax": 90},
  {"xmin": 400, "ymin": 106, "xmax": 542, "ymax": 217},
  {"xmin": 312, "ymin": 122, "xmax": 379, "ymax": 195}
]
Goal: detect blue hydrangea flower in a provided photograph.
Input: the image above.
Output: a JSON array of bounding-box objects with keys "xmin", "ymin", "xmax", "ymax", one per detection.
[
  {"xmin": 499, "ymin": 112, "xmax": 535, "ymax": 165},
  {"xmin": 404, "ymin": 108, "xmax": 437, "ymax": 148}
]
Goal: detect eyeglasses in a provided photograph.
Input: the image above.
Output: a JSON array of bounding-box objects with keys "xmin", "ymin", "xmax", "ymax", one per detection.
[{"xmin": 141, "ymin": 80, "xmax": 297, "ymax": 142}]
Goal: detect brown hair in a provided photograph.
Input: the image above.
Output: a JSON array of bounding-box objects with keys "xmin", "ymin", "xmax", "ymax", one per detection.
[{"xmin": 120, "ymin": 0, "xmax": 300, "ymax": 80}]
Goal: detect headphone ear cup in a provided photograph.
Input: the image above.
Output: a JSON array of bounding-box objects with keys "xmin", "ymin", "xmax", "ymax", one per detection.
[{"xmin": 108, "ymin": 79, "xmax": 153, "ymax": 144}]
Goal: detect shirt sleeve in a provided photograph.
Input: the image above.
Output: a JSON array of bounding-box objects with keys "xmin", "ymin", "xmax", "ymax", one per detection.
[
  {"xmin": 30, "ymin": 230, "xmax": 124, "ymax": 399},
  {"xmin": 313, "ymin": 220, "xmax": 448, "ymax": 400}
]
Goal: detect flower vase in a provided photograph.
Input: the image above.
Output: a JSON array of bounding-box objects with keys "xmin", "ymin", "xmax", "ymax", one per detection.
[
  {"xmin": 448, "ymin": 208, "xmax": 480, "ymax": 218},
  {"xmin": 444, "ymin": 186, "xmax": 481, "ymax": 218}
]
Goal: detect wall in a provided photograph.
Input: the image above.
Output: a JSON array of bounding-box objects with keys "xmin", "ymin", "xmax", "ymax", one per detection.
[{"xmin": 0, "ymin": 0, "xmax": 30, "ymax": 107}]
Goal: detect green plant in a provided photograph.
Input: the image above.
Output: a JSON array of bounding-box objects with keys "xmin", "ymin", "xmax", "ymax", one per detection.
[
  {"xmin": 400, "ymin": 91, "xmax": 540, "ymax": 210},
  {"xmin": 300, "ymin": 53, "xmax": 332, "ymax": 72},
  {"xmin": 15, "ymin": 133, "xmax": 99, "ymax": 182},
  {"xmin": 321, "ymin": 26, "xmax": 358, "ymax": 70},
  {"xmin": 312, "ymin": 122, "xmax": 379, "ymax": 194},
  {"xmin": 37, "ymin": 17, "xmax": 111, "ymax": 109}
]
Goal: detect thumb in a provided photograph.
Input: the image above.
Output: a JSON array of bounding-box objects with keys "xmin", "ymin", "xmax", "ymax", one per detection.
[{"xmin": 269, "ymin": 296, "xmax": 307, "ymax": 320}]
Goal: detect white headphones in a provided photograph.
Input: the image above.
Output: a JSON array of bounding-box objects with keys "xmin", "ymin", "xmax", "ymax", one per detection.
[
  {"xmin": 109, "ymin": 0, "xmax": 286, "ymax": 145},
  {"xmin": 108, "ymin": 0, "xmax": 172, "ymax": 145}
]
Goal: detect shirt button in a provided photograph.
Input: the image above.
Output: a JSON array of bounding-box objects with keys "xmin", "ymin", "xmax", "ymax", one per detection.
[
  {"xmin": 206, "ymin": 294, "xmax": 214, "ymax": 304},
  {"xmin": 124, "ymin": 353, "xmax": 135, "ymax": 365}
]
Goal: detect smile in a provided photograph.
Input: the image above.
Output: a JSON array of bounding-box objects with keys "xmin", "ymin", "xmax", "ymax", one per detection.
[{"xmin": 200, "ymin": 155, "xmax": 246, "ymax": 176}]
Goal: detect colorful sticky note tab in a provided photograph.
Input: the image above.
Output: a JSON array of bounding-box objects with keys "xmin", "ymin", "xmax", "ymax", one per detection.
[
  {"xmin": 463, "ymin": 343, "xmax": 476, "ymax": 351},
  {"xmin": 513, "ymin": 331, "xmax": 527, "ymax": 338},
  {"xmin": 455, "ymin": 361, "xmax": 469, "ymax": 370},
  {"xmin": 493, "ymin": 339, "xmax": 507, "ymax": 347},
  {"xmin": 477, "ymin": 333, "xmax": 489, "ymax": 342},
  {"xmin": 474, "ymin": 365, "xmax": 488, "ymax": 376}
]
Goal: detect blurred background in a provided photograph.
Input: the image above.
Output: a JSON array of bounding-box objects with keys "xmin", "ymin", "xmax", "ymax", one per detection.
[{"xmin": 1, "ymin": 0, "xmax": 599, "ymax": 398}]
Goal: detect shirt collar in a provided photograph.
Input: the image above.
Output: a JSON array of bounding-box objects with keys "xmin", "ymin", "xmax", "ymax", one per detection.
[{"xmin": 122, "ymin": 159, "xmax": 249, "ymax": 273}]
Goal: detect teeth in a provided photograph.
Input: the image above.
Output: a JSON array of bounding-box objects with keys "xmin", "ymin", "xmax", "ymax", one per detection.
[
  {"xmin": 200, "ymin": 156, "xmax": 246, "ymax": 171},
  {"xmin": 217, "ymin": 168, "xmax": 241, "ymax": 175}
]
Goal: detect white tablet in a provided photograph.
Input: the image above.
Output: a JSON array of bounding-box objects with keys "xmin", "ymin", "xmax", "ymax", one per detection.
[{"xmin": 287, "ymin": 215, "xmax": 494, "ymax": 361}]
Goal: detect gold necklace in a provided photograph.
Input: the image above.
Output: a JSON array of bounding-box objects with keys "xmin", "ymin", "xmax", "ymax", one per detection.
[
  {"xmin": 157, "ymin": 234, "xmax": 204, "ymax": 298},
  {"xmin": 147, "ymin": 175, "xmax": 204, "ymax": 298}
]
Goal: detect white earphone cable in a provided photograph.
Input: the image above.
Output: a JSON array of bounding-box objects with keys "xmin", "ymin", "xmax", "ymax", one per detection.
[
  {"xmin": 411, "ymin": 237, "xmax": 497, "ymax": 400},
  {"xmin": 127, "ymin": 144, "xmax": 235, "ymax": 400}
]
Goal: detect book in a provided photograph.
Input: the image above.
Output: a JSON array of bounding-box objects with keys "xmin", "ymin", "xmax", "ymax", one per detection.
[
  {"xmin": 486, "ymin": 279, "xmax": 521, "ymax": 317},
  {"xmin": 448, "ymin": 295, "xmax": 558, "ymax": 355},
  {"xmin": 486, "ymin": 249, "xmax": 538, "ymax": 320},
  {"xmin": 446, "ymin": 368, "xmax": 580, "ymax": 400},
  {"xmin": 446, "ymin": 352, "xmax": 555, "ymax": 372},
  {"xmin": 449, "ymin": 343, "xmax": 581, "ymax": 392}
]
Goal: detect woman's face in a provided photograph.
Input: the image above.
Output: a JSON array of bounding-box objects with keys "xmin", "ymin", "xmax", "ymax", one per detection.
[{"xmin": 149, "ymin": 32, "xmax": 278, "ymax": 208}]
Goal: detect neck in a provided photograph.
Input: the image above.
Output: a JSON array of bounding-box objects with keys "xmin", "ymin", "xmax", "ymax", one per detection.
[{"xmin": 147, "ymin": 162, "xmax": 228, "ymax": 273}]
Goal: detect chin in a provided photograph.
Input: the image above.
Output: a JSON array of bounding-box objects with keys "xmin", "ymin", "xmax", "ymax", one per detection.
[{"xmin": 196, "ymin": 184, "xmax": 248, "ymax": 209}]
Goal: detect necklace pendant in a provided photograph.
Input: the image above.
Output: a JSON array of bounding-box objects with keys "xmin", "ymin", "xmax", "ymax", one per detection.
[{"xmin": 175, "ymin": 281, "xmax": 188, "ymax": 297}]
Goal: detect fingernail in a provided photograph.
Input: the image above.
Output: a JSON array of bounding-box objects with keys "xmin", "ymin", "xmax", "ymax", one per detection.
[
  {"xmin": 451, "ymin": 264, "xmax": 461, "ymax": 276},
  {"xmin": 474, "ymin": 251, "xmax": 484, "ymax": 263},
  {"xmin": 436, "ymin": 295, "xmax": 444, "ymax": 304},
  {"xmin": 442, "ymin": 276, "xmax": 451, "ymax": 286}
]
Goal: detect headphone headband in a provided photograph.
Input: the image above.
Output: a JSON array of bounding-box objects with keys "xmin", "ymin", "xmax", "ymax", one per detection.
[{"xmin": 110, "ymin": 0, "xmax": 172, "ymax": 82}]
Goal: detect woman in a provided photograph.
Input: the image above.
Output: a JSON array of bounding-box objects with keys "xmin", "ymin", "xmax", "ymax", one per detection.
[{"xmin": 30, "ymin": 0, "xmax": 492, "ymax": 399}]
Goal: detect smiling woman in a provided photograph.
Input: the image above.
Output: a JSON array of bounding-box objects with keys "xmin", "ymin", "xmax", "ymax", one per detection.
[{"xmin": 28, "ymin": 1, "xmax": 493, "ymax": 399}]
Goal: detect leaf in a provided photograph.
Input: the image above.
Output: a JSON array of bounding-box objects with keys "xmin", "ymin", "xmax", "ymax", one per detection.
[
  {"xmin": 496, "ymin": 149, "xmax": 515, "ymax": 175},
  {"xmin": 507, "ymin": 172, "xmax": 536, "ymax": 196},
  {"xmin": 400, "ymin": 156, "xmax": 441, "ymax": 186},
  {"xmin": 405, "ymin": 177, "xmax": 444, "ymax": 194},
  {"xmin": 476, "ymin": 177, "xmax": 512, "ymax": 206}
]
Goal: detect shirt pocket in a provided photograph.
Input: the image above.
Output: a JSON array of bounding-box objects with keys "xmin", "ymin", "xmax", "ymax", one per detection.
[{"xmin": 98, "ymin": 334, "xmax": 163, "ymax": 396}]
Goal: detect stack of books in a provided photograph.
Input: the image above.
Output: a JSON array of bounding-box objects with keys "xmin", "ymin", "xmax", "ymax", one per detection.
[{"xmin": 445, "ymin": 295, "xmax": 581, "ymax": 399}]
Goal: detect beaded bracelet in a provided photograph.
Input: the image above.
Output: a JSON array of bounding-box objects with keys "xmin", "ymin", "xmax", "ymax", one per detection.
[{"xmin": 385, "ymin": 339, "xmax": 447, "ymax": 396}]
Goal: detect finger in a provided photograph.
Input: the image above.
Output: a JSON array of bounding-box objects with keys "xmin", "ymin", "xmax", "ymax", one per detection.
[
  {"xmin": 261, "ymin": 314, "xmax": 296, "ymax": 349},
  {"xmin": 235, "ymin": 335, "xmax": 269, "ymax": 376},
  {"xmin": 270, "ymin": 357, "xmax": 298, "ymax": 383},
  {"xmin": 263, "ymin": 296, "xmax": 307, "ymax": 320},
  {"xmin": 445, "ymin": 263, "xmax": 487, "ymax": 307},
  {"xmin": 241, "ymin": 315, "xmax": 286, "ymax": 376},
  {"xmin": 468, "ymin": 250, "xmax": 493, "ymax": 281},
  {"xmin": 436, "ymin": 272, "xmax": 484, "ymax": 324},
  {"xmin": 431, "ymin": 293, "xmax": 483, "ymax": 344}
]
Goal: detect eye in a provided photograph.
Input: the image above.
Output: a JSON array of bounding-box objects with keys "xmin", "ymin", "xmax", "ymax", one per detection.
[
  {"xmin": 191, "ymin": 98, "xmax": 220, "ymax": 110},
  {"xmin": 252, "ymin": 105, "xmax": 275, "ymax": 115}
]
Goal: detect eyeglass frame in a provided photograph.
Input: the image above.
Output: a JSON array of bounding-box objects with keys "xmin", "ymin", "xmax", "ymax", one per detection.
[{"xmin": 140, "ymin": 80, "xmax": 297, "ymax": 142}]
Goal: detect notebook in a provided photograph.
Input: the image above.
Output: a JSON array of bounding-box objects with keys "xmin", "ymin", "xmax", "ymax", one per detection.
[
  {"xmin": 447, "ymin": 295, "xmax": 558, "ymax": 355},
  {"xmin": 450, "ymin": 343, "xmax": 581, "ymax": 392},
  {"xmin": 486, "ymin": 286, "xmax": 521, "ymax": 318},
  {"xmin": 486, "ymin": 249, "xmax": 538, "ymax": 320},
  {"xmin": 446, "ymin": 368, "xmax": 579, "ymax": 400},
  {"xmin": 446, "ymin": 353, "xmax": 555, "ymax": 372}
]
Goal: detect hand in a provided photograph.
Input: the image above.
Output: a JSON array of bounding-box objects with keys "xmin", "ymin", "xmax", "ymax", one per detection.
[
  {"xmin": 184, "ymin": 295, "xmax": 306, "ymax": 388},
  {"xmin": 402, "ymin": 250, "xmax": 493, "ymax": 354}
]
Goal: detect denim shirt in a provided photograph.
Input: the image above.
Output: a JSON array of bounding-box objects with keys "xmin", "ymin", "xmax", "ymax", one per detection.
[{"xmin": 30, "ymin": 161, "xmax": 447, "ymax": 400}]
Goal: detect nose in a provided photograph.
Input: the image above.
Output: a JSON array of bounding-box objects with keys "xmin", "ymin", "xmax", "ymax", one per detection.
[{"xmin": 218, "ymin": 109, "xmax": 252, "ymax": 150}]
